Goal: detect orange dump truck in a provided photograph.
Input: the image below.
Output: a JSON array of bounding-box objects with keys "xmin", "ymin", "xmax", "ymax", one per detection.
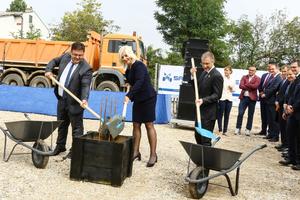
[{"xmin": 0, "ymin": 31, "xmax": 146, "ymax": 91}]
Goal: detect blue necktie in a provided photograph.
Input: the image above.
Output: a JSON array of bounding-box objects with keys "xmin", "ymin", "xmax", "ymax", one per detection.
[
  {"xmin": 64, "ymin": 63, "xmax": 74, "ymax": 88},
  {"xmin": 62, "ymin": 63, "xmax": 74, "ymax": 99}
]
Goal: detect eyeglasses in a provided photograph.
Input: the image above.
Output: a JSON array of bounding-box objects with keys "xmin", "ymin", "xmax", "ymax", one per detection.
[
  {"xmin": 71, "ymin": 53, "xmax": 84, "ymax": 57},
  {"xmin": 201, "ymin": 62, "xmax": 210, "ymax": 65}
]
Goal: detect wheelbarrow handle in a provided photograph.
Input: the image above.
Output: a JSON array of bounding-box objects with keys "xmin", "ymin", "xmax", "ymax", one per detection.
[
  {"xmin": 50, "ymin": 76, "xmax": 100, "ymax": 119},
  {"xmin": 238, "ymin": 144, "xmax": 267, "ymax": 165}
]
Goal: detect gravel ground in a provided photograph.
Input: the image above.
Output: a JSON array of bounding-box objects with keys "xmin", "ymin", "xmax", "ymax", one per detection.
[{"xmin": 0, "ymin": 108, "xmax": 299, "ymax": 200}]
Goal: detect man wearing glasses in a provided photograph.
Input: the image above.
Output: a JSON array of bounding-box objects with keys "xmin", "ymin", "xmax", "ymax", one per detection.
[
  {"xmin": 45, "ymin": 42, "xmax": 92, "ymax": 159},
  {"xmin": 235, "ymin": 66, "xmax": 260, "ymax": 136}
]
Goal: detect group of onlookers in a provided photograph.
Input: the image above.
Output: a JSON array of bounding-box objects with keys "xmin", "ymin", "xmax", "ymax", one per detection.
[{"xmin": 216, "ymin": 60, "xmax": 300, "ymax": 171}]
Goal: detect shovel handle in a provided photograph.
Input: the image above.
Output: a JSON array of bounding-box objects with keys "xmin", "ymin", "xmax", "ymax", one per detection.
[
  {"xmin": 191, "ymin": 58, "xmax": 201, "ymax": 123},
  {"xmin": 122, "ymin": 86, "xmax": 130, "ymax": 119},
  {"xmin": 122, "ymin": 102, "xmax": 128, "ymax": 118},
  {"xmin": 50, "ymin": 76, "xmax": 100, "ymax": 119}
]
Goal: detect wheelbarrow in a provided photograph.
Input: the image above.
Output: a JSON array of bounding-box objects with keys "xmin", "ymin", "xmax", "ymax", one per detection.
[
  {"xmin": 0, "ymin": 114, "xmax": 61, "ymax": 169},
  {"xmin": 180, "ymin": 141, "xmax": 267, "ymax": 199}
]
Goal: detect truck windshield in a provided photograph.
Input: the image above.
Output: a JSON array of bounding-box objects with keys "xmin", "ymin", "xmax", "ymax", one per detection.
[
  {"xmin": 139, "ymin": 40, "xmax": 145, "ymax": 58},
  {"xmin": 108, "ymin": 40, "xmax": 137, "ymax": 53}
]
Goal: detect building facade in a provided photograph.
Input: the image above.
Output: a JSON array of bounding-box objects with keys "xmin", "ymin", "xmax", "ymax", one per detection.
[{"xmin": 0, "ymin": 9, "xmax": 50, "ymax": 39}]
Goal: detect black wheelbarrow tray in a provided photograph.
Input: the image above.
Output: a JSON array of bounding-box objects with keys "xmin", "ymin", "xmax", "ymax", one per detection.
[
  {"xmin": 0, "ymin": 120, "xmax": 61, "ymax": 169},
  {"xmin": 180, "ymin": 141, "xmax": 267, "ymax": 199}
]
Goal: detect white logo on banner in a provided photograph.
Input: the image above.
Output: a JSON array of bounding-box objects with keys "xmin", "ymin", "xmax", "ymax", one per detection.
[{"xmin": 158, "ymin": 65, "xmax": 184, "ymax": 95}]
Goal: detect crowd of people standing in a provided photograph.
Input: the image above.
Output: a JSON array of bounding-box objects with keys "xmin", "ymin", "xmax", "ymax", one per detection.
[{"xmin": 216, "ymin": 60, "xmax": 300, "ymax": 171}]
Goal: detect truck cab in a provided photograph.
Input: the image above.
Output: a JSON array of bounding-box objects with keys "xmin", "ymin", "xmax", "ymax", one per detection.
[{"xmin": 93, "ymin": 32, "xmax": 146, "ymax": 91}]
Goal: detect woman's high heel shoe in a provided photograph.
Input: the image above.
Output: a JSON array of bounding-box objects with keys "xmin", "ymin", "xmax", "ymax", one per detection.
[
  {"xmin": 133, "ymin": 152, "xmax": 141, "ymax": 161},
  {"xmin": 146, "ymin": 155, "xmax": 158, "ymax": 167}
]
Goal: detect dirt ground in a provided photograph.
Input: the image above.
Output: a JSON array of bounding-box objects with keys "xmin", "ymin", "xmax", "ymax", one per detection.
[{"xmin": 0, "ymin": 108, "xmax": 299, "ymax": 200}]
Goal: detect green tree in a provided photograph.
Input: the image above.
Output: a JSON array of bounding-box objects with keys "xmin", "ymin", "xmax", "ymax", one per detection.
[
  {"xmin": 228, "ymin": 15, "xmax": 268, "ymax": 69},
  {"xmin": 26, "ymin": 25, "xmax": 42, "ymax": 39},
  {"xmin": 11, "ymin": 25, "xmax": 41, "ymax": 39},
  {"xmin": 154, "ymin": 0, "xmax": 230, "ymax": 66},
  {"xmin": 229, "ymin": 10, "xmax": 300, "ymax": 68},
  {"xmin": 146, "ymin": 45, "xmax": 184, "ymax": 84},
  {"xmin": 267, "ymin": 11, "xmax": 300, "ymax": 64},
  {"xmin": 6, "ymin": 0, "xmax": 27, "ymax": 12},
  {"xmin": 51, "ymin": 0, "xmax": 119, "ymax": 41}
]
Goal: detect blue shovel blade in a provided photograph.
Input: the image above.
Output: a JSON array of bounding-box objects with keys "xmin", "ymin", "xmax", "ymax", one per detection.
[{"xmin": 195, "ymin": 124, "xmax": 220, "ymax": 142}]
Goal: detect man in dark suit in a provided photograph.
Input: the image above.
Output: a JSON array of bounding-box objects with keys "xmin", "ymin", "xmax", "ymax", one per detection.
[
  {"xmin": 45, "ymin": 42, "xmax": 93, "ymax": 158},
  {"xmin": 275, "ymin": 65, "xmax": 289, "ymax": 149},
  {"xmin": 256, "ymin": 65, "xmax": 272, "ymax": 136},
  {"xmin": 190, "ymin": 51, "xmax": 223, "ymax": 146},
  {"xmin": 279, "ymin": 61, "xmax": 300, "ymax": 170},
  {"xmin": 260, "ymin": 62, "xmax": 282, "ymax": 141}
]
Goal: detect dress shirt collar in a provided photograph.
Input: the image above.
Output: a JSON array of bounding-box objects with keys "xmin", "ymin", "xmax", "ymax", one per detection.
[{"xmin": 206, "ymin": 66, "xmax": 215, "ymax": 74}]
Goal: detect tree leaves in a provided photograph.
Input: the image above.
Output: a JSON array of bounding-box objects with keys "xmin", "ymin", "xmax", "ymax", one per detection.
[
  {"xmin": 154, "ymin": 0, "xmax": 230, "ymax": 66},
  {"xmin": 7, "ymin": 0, "xmax": 27, "ymax": 12},
  {"xmin": 50, "ymin": 0, "xmax": 119, "ymax": 42}
]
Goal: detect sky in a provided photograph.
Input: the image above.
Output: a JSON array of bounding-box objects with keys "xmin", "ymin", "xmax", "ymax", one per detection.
[{"xmin": 0, "ymin": 0, "xmax": 299, "ymax": 51}]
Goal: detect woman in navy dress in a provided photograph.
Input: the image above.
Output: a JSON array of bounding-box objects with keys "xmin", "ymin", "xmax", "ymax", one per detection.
[{"xmin": 119, "ymin": 46, "xmax": 157, "ymax": 167}]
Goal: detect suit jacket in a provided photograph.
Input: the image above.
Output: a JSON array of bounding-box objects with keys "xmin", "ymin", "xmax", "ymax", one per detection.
[
  {"xmin": 239, "ymin": 74, "xmax": 260, "ymax": 101},
  {"xmin": 288, "ymin": 75, "xmax": 300, "ymax": 120},
  {"xmin": 275, "ymin": 79, "xmax": 289, "ymax": 105},
  {"xmin": 46, "ymin": 53, "xmax": 93, "ymax": 115},
  {"xmin": 263, "ymin": 74, "xmax": 282, "ymax": 105},
  {"xmin": 191, "ymin": 67, "xmax": 223, "ymax": 120},
  {"xmin": 125, "ymin": 60, "xmax": 156, "ymax": 103},
  {"xmin": 258, "ymin": 73, "xmax": 269, "ymax": 93}
]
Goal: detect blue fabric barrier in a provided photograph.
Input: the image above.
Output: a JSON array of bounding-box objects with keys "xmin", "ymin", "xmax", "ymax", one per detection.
[{"xmin": 0, "ymin": 85, "xmax": 171, "ymax": 124}]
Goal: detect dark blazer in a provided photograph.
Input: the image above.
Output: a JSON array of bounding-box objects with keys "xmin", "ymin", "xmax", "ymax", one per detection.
[
  {"xmin": 192, "ymin": 67, "xmax": 223, "ymax": 120},
  {"xmin": 125, "ymin": 60, "xmax": 156, "ymax": 103},
  {"xmin": 276, "ymin": 79, "xmax": 290, "ymax": 105},
  {"xmin": 239, "ymin": 75, "xmax": 260, "ymax": 101},
  {"xmin": 46, "ymin": 53, "xmax": 93, "ymax": 115},
  {"xmin": 291, "ymin": 83, "xmax": 300, "ymax": 120},
  {"xmin": 288, "ymin": 75, "xmax": 300, "ymax": 120},
  {"xmin": 263, "ymin": 74, "xmax": 282, "ymax": 105},
  {"xmin": 258, "ymin": 73, "xmax": 269, "ymax": 93}
]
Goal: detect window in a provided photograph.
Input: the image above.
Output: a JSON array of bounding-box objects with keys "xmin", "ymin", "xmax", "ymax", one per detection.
[
  {"xmin": 108, "ymin": 40, "xmax": 137, "ymax": 53},
  {"xmin": 29, "ymin": 15, "xmax": 33, "ymax": 24},
  {"xmin": 139, "ymin": 40, "xmax": 145, "ymax": 58}
]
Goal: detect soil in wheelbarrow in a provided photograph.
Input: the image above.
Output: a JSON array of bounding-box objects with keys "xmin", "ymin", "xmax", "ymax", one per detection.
[{"xmin": 82, "ymin": 131, "xmax": 128, "ymax": 144}]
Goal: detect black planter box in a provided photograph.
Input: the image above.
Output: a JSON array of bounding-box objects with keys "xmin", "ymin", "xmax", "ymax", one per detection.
[{"xmin": 70, "ymin": 131, "xmax": 134, "ymax": 187}]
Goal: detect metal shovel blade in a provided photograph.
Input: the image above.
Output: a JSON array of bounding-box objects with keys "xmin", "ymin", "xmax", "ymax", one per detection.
[
  {"xmin": 106, "ymin": 115, "xmax": 125, "ymax": 139},
  {"xmin": 195, "ymin": 123, "xmax": 220, "ymax": 144}
]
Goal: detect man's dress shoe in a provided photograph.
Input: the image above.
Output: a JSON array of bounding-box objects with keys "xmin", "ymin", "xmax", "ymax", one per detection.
[
  {"xmin": 53, "ymin": 146, "xmax": 66, "ymax": 156},
  {"xmin": 291, "ymin": 164, "xmax": 300, "ymax": 170},
  {"xmin": 279, "ymin": 159, "xmax": 295, "ymax": 166}
]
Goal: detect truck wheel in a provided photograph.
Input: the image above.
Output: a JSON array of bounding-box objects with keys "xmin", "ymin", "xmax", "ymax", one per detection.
[
  {"xmin": 29, "ymin": 76, "xmax": 51, "ymax": 88},
  {"xmin": 96, "ymin": 81, "xmax": 120, "ymax": 92},
  {"xmin": 188, "ymin": 166, "xmax": 209, "ymax": 199},
  {"xmin": 2, "ymin": 74, "xmax": 24, "ymax": 86}
]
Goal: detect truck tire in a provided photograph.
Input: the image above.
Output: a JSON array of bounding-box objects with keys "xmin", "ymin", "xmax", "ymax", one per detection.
[
  {"xmin": 96, "ymin": 80, "xmax": 120, "ymax": 92},
  {"xmin": 29, "ymin": 76, "xmax": 51, "ymax": 88},
  {"xmin": 2, "ymin": 73, "xmax": 24, "ymax": 86}
]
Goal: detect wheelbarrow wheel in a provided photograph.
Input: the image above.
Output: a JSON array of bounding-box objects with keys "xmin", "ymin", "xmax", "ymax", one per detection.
[
  {"xmin": 188, "ymin": 166, "xmax": 209, "ymax": 199},
  {"xmin": 31, "ymin": 141, "xmax": 49, "ymax": 169}
]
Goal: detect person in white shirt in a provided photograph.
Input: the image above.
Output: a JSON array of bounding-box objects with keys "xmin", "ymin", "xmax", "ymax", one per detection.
[{"xmin": 217, "ymin": 66, "xmax": 235, "ymax": 135}]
